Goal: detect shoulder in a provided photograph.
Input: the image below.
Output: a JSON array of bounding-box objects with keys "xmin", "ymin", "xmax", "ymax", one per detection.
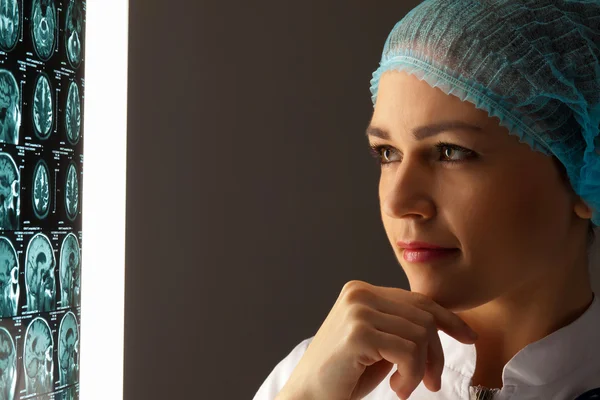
[{"xmin": 252, "ymin": 336, "xmax": 315, "ymax": 400}]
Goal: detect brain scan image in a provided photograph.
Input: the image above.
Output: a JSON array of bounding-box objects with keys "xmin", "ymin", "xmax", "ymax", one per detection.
[
  {"xmin": 65, "ymin": 81, "xmax": 80, "ymax": 145},
  {"xmin": 32, "ymin": 73, "xmax": 53, "ymax": 140},
  {"xmin": 0, "ymin": 70, "xmax": 21, "ymax": 145},
  {"xmin": 65, "ymin": 1, "xmax": 83, "ymax": 69},
  {"xmin": 31, "ymin": 0, "xmax": 56, "ymax": 61},
  {"xmin": 32, "ymin": 160, "xmax": 50, "ymax": 220},
  {"xmin": 23, "ymin": 317, "xmax": 53, "ymax": 396},
  {"xmin": 58, "ymin": 312, "xmax": 78, "ymax": 387},
  {"xmin": 58, "ymin": 386, "xmax": 76, "ymax": 400},
  {"xmin": 0, "ymin": 153, "xmax": 19, "ymax": 230},
  {"xmin": 25, "ymin": 233, "xmax": 56, "ymax": 313},
  {"xmin": 0, "ymin": 0, "xmax": 19, "ymax": 52},
  {"xmin": 59, "ymin": 233, "xmax": 80, "ymax": 308},
  {"xmin": 0, "ymin": 237, "xmax": 18, "ymax": 318},
  {"xmin": 0, "ymin": 328, "xmax": 16, "ymax": 400},
  {"xmin": 65, "ymin": 163, "xmax": 78, "ymax": 221}
]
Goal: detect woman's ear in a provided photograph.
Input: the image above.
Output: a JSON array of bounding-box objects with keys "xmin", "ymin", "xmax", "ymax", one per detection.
[{"xmin": 574, "ymin": 197, "xmax": 594, "ymax": 220}]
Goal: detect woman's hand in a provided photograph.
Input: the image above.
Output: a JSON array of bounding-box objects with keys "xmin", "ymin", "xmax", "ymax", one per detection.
[{"xmin": 276, "ymin": 280, "xmax": 478, "ymax": 400}]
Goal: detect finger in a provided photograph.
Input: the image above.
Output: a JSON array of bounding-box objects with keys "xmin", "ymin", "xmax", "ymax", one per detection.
[
  {"xmin": 403, "ymin": 308, "xmax": 445, "ymax": 392},
  {"xmin": 422, "ymin": 336, "xmax": 444, "ymax": 392},
  {"xmin": 390, "ymin": 327, "xmax": 434, "ymax": 398},
  {"xmin": 358, "ymin": 305, "xmax": 445, "ymax": 391},
  {"xmin": 373, "ymin": 330, "xmax": 426, "ymax": 400},
  {"xmin": 389, "ymin": 352, "xmax": 426, "ymax": 400},
  {"xmin": 370, "ymin": 285, "xmax": 478, "ymax": 343}
]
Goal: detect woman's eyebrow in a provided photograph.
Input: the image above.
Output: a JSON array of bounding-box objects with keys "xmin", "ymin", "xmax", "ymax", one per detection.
[{"xmin": 365, "ymin": 121, "xmax": 483, "ymax": 141}]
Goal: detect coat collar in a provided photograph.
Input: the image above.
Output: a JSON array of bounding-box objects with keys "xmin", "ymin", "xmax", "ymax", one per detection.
[{"xmin": 439, "ymin": 292, "xmax": 600, "ymax": 388}]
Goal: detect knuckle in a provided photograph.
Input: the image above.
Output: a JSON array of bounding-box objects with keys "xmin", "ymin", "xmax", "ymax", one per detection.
[
  {"xmin": 341, "ymin": 284, "xmax": 372, "ymax": 305},
  {"xmin": 346, "ymin": 320, "xmax": 371, "ymax": 343},
  {"xmin": 422, "ymin": 312, "xmax": 436, "ymax": 331},
  {"xmin": 412, "ymin": 292, "xmax": 432, "ymax": 308},
  {"xmin": 348, "ymin": 304, "xmax": 372, "ymax": 322},
  {"xmin": 404, "ymin": 340, "xmax": 420, "ymax": 360},
  {"xmin": 341, "ymin": 280, "xmax": 363, "ymax": 298},
  {"xmin": 342, "ymin": 280, "xmax": 364, "ymax": 293},
  {"xmin": 413, "ymin": 325, "xmax": 429, "ymax": 346}
]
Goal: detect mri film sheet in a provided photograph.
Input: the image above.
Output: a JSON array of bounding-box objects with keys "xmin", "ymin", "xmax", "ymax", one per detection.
[{"xmin": 0, "ymin": 1, "xmax": 86, "ymax": 398}]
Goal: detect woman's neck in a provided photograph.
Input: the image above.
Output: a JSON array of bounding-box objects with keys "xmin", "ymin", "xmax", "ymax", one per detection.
[{"xmin": 456, "ymin": 261, "xmax": 594, "ymax": 389}]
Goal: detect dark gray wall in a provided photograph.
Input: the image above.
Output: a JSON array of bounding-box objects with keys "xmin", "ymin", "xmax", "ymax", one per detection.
[
  {"xmin": 124, "ymin": 1, "xmax": 421, "ymax": 399},
  {"xmin": 124, "ymin": 1, "xmax": 600, "ymax": 399}
]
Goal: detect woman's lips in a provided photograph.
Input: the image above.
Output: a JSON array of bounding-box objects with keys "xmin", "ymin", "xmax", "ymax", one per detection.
[{"xmin": 402, "ymin": 248, "xmax": 460, "ymax": 263}]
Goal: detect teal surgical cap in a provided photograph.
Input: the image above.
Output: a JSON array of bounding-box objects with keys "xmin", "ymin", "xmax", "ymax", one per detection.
[{"xmin": 370, "ymin": 0, "xmax": 600, "ymax": 225}]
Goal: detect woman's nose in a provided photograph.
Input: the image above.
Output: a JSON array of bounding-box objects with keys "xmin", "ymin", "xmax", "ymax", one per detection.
[{"xmin": 380, "ymin": 157, "xmax": 436, "ymax": 221}]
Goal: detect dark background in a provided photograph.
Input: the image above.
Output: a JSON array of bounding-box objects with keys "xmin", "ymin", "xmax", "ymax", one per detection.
[
  {"xmin": 124, "ymin": 1, "xmax": 420, "ymax": 398},
  {"xmin": 123, "ymin": 1, "xmax": 600, "ymax": 399}
]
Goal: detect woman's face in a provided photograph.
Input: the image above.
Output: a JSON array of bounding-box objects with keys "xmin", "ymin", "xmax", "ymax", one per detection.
[{"xmin": 369, "ymin": 70, "xmax": 590, "ymax": 312}]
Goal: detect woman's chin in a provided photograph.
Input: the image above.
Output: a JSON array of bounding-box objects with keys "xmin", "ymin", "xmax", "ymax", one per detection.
[{"xmin": 407, "ymin": 277, "xmax": 475, "ymax": 312}]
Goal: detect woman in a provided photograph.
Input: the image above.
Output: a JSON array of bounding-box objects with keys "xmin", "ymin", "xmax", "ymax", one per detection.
[{"xmin": 254, "ymin": 0, "xmax": 600, "ymax": 399}]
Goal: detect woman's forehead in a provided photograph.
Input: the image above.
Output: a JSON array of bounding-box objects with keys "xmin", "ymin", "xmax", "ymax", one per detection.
[
  {"xmin": 371, "ymin": 78, "xmax": 503, "ymax": 143},
  {"xmin": 374, "ymin": 71, "xmax": 490, "ymax": 124}
]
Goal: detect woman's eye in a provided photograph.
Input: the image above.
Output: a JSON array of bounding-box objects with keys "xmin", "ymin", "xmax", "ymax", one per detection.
[
  {"xmin": 368, "ymin": 142, "xmax": 476, "ymax": 167},
  {"xmin": 368, "ymin": 144, "xmax": 398, "ymax": 166},
  {"xmin": 442, "ymin": 146, "xmax": 461, "ymax": 160},
  {"xmin": 382, "ymin": 148, "xmax": 393, "ymax": 161},
  {"xmin": 437, "ymin": 142, "xmax": 476, "ymax": 163}
]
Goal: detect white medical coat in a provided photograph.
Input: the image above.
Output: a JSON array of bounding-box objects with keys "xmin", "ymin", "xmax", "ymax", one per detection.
[{"xmin": 253, "ymin": 293, "xmax": 600, "ymax": 399}]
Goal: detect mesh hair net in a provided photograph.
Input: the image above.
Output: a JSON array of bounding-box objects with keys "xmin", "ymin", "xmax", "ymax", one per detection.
[{"xmin": 369, "ymin": 0, "xmax": 600, "ymax": 225}]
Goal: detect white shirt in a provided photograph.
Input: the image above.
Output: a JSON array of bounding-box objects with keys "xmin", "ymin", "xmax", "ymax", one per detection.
[{"xmin": 253, "ymin": 293, "xmax": 600, "ymax": 399}]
